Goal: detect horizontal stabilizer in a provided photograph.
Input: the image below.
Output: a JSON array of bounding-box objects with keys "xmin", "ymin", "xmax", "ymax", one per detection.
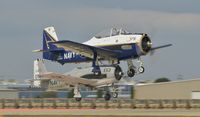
[
  {"xmin": 32, "ymin": 49, "xmax": 45, "ymax": 52},
  {"xmin": 33, "ymin": 48, "xmax": 64, "ymax": 53}
]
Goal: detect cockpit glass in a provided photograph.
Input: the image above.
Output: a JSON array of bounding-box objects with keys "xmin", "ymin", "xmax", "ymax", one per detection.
[{"xmin": 95, "ymin": 28, "xmax": 131, "ymax": 38}]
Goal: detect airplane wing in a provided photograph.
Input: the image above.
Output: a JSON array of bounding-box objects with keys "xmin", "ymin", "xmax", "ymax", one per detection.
[
  {"xmin": 51, "ymin": 40, "xmax": 120, "ymax": 60},
  {"xmin": 38, "ymin": 72, "xmax": 97, "ymax": 87}
]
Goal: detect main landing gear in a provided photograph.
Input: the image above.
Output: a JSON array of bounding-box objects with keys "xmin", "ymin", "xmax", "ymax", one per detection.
[
  {"xmin": 104, "ymin": 85, "xmax": 118, "ymax": 101},
  {"xmin": 104, "ymin": 92, "xmax": 111, "ymax": 101},
  {"xmin": 104, "ymin": 92, "xmax": 119, "ymax": 101},
  {"xmin": 92, "ymin": 52, "xmax": 102, "ymax": 75},
  {"xmin": 92, "ymin": 66, "xmax": 101, "ymax": 75},
  {"xmin": 74, "ymin": 85, "xmax": 82, "ymax": 102},
  {"xmin": 127, "ymin": 58, "xmax": 145, "ymax": 78},
  {"xmin": 112, "ymin": 85, "xmax": 118, "ymax": 98}
]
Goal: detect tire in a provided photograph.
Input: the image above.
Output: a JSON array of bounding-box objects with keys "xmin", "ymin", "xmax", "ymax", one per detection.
[
  {"xmin": 138, "ymin": 66, "xmax": 145, "ymax": 73},
  {"xmin": 104, "ymin": 93, "xmax": 111, "ymax": 101},
  {"xmin": 112, "ymin": 92, "xmax": 118, "ymax": 98},
  {"xmin": 75, "ymin": 98, "xmax": 82, "ymax": 102},
  {"xmin": 114, "ymin": 65, "xmax": 123, "ymax": 80},
  {"xmin": 127, "ymin": 68, "xmax": 135, "ymax": 77}
]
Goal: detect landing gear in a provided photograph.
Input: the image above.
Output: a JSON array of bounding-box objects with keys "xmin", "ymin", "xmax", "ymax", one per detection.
[
  {"xmin": 112, "ymin": 84, "xmax": 118, "ymax": 98},
  {"xmin": 138, "ymin": 66, "xmax": 145, "ymax": 73},
  {"xmin": 127, "ymin": 68, "xmax": 135, "ymax": 77},
  {"xmin": 75, "ymin": 98, "xmax": 82, "ymax": 102},
  {"xmin": 114, "ymin": 65, "xmax": 123, "ymax": 81},
  {"xmin": 104, "ymin": 89, "xmax": 118, "ymax": 101},
  {"xmin": 104, "ymin": 92, "xmax": 111, "ymax": 101},
  {"xmin": 127, "ymin": 59, "xmax": 136, "ymax": 77},
  {"xmin": 74, "ymin": 85, "xmax": 82, "ymax": 102},
  {"xmin": 93, "ymin": 71, "xmax": 101, "ymax": 76},
  {"xmin": 92, "ymin": 51, "xmax": 101, "ymax": 75},
  {"xmin": 137, "ymin": 57, "xmax": 145, "ymax": 73},
  {"xmin": 126, "ymin": 58, "xmax": 145, "ymax": 77},
  {"xmin": 112, "ymin": 92, "xmax": 118, "ymax": 98},
  {"xmin": 92, "ymin": 66, "xmax": 101, "ymax": 76}
]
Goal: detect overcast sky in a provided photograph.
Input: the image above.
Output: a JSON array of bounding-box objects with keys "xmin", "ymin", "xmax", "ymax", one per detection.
[{"xmin": 0, "ymin": 0, "xmax": 200, "ymax": 81}]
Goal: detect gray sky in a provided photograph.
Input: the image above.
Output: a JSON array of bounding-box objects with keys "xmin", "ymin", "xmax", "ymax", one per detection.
[{"xmin": 0, "ymin": 0, "xmax": 200, "ymax": 81}]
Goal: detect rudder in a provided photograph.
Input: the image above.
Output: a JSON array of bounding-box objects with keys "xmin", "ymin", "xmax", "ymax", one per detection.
[{"xmin": 43, "ymin": 27, "xmax": 60, "ymax": 60}]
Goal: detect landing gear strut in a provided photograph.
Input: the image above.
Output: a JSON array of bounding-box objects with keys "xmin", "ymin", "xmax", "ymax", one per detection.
[
  {"xmin": 127, "ymin": 59, "xmax": 136, "ymax": 77},
  {"xmin": 92, "ymin": 52, "xmax": 101, "ymax": 75},
  {"xmin": 74, "ymin": 85, "xmax": 82, "ymax": 102},
  {"xmin": 112, "ymin": 92, "xmax": 118, "ymax": 98},
  {"xmin": 104, "ymin": 92, "xmax": 111, "ymax": 101},
  {"xmin": 103, "ymin": 84, "xmax": 119, "ymax": 101},
  {"xmin": 137, "ymin": 57, "xmax": 145, "ymax": 73},
  {"xmin": 112, "ymin": 85, "xmax": 118, "ymax": 98}
]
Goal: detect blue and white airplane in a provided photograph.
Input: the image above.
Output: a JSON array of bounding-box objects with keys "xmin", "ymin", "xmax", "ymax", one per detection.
[{"xmin": 34, "ymin": 27, "xmax": 171, "ymax": 78}]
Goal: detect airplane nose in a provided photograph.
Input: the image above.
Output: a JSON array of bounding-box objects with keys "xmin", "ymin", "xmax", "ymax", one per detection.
[
  {"xmin": 147, "ymin": 41, "xmax": 152, "ymax": 48},
  {"xmin": 140, "ymin": 34, "xmax": 152, "ymax": 54}
]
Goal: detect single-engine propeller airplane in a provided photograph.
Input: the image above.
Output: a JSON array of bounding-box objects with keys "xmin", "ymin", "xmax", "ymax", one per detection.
[
  {"xmin": 34, "ymin": 27, "xmax": 171, "ymax": 78},
  {"xmin": 34, "ymin": 59, "xmax": 124, "ymax": 101}
]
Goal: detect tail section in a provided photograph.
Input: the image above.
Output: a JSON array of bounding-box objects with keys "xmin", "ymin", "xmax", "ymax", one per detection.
[
  {"xmin": 43, "ymin": 26, "xmax": 59, "ymax": 51},
  {"xmin": 33, "ymin": 59, "xmax": 47, "ymax": 87},
  {"xmin": 33, "ymin": 59, "xmax": 68, "ymax": 90},
  {"xmin": 33, "ymin": 26, "xmax": 65, "ymax": 63},
  {"xmin": 42, "ymin": 27, "xmax": 64, "ymax": 61}
]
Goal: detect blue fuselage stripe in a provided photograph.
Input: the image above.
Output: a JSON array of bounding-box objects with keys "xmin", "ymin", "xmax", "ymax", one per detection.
[{"xmin": 53, "ymin": 43, "xmax": 140, "ymax": 64}]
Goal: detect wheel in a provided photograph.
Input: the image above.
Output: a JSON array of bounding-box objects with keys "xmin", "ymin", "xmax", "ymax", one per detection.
[
  {"xmin": 112, "ymin": 92, "xmax": 118, "ymax": 98},
  {"xmin": 75, "ymin": 98, "xmax": 82, "ymax": 102},
  {"xmin": 114, "ymin": 65, "xmax": 123, "ymax": 80},
  {"xmin": 104, "ymin": 93, "xmax": 111, "ymax": 101},
  {"xmin": 138, "ymin": 66, "xmax": 145, "ymax": 73},
  {"xmin": 127, "ymin": 68, "xmax": 135, "ymax": 77}
]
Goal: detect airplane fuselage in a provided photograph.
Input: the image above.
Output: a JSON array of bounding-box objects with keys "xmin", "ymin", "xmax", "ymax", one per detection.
[{"xmin": 56, "ymin": 34, "xmax": 149, "ymax": 65}]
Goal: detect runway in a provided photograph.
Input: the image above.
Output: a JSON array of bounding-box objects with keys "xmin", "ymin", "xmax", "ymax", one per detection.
[{"xmin": 1, "ymin": 109, "xmax": 200, "ymax": 116}]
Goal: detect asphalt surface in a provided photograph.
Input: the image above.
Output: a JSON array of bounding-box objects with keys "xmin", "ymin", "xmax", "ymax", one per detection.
[{"xmin": 1, "ymin": 109, "xmax": 200, "ymax": 116}]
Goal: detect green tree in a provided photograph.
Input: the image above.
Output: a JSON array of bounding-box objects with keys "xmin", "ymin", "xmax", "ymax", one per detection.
[{"xmin": 154, "ymin": 77, "xmax": 170, "ymax": 83}]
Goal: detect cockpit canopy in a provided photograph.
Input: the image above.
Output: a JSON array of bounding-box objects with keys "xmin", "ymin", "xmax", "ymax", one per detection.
[{"xmin": 95, "ymin": 28, "xmax": 132, "ymax": 38}]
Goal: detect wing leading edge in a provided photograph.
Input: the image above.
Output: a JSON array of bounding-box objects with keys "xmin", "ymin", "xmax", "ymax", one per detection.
[
  {"xmin": 38, "ymin": 72, "xmax": 97, "ymax": 87},
  {"xmin": 51, "ymin": 40, "xmax": 120, "ymax": 60}
]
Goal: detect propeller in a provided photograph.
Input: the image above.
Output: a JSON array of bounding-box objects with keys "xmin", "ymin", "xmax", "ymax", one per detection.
[{"xmin": 149, "ymin": 44, "xmax": 172, "ymax": 56}]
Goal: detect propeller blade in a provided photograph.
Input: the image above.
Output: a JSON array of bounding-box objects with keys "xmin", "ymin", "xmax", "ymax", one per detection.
[{"xmin": 151, "ymin": 44, "xmax": 172, "ymax": 51}]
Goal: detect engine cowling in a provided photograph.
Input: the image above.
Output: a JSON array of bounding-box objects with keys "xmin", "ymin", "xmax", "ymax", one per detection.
[{"xmin": 138, "ymin": 34, "xmax": 152, "ymax": 55}]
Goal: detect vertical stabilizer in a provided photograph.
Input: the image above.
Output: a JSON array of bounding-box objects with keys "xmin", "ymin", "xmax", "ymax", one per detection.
[
  {"xmin": 43, "ymin": 27, "xmax": 59, "ymax": 50},
  {"xmin": 33, "ymin": 59, "xmax": 47, "ymax": 87},
  {"xmin": 43, "ymin": 27, "xmax": 61, "ymax": 60}
]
